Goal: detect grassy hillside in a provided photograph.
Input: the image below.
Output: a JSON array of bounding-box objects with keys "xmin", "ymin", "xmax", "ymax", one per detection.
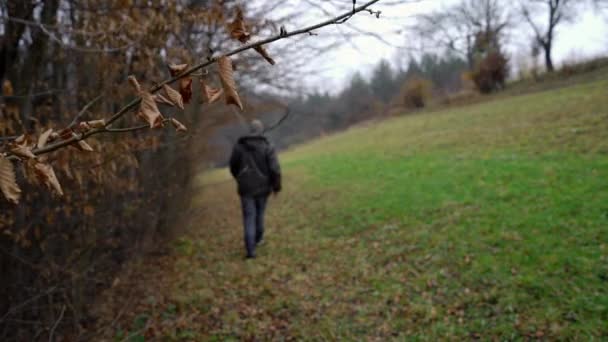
[{"xmin": 108, "ymin": 78, "xmax": 608, "ymax": 340}]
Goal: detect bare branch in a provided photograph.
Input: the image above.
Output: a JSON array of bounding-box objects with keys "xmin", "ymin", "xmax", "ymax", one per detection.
[
  {"xmin": 48, "ymin": 305, "xmax": 66, "ymax": 342},
  {"xmin": 263, "ymin": 106, "xmax": 291, "ymax": 134},
  {"xmin": 68, "ymin": 94, "xmax": 104, "ymax": 129},
  {"xmin": 13, "ymin": 0, "xmax": 382, "ymax": 159}
]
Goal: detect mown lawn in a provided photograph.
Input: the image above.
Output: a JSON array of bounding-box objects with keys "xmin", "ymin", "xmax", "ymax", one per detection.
[{"xmin": 112, "ymin": 78, "xmax": 608, "ymax": 340}]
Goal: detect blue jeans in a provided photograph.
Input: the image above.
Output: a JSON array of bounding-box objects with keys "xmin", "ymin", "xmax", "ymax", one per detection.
[{"xmin": 240, "ymin": 195, "xmax": 268, "ymax": 257}]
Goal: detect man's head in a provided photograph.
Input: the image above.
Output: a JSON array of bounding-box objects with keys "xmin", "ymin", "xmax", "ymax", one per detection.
[{"xmin": 250, "ymin": 119, "xmax": 264, "ymax": 136}]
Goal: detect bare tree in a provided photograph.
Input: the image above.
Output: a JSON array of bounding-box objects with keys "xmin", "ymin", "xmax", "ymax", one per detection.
[
  {"xmin": 409, "ymin": 0, "xmax": 510, "ymax": 70},
  {"xmin": 520, "ymin": 0, "xmax": 580, "ymax": 72}
]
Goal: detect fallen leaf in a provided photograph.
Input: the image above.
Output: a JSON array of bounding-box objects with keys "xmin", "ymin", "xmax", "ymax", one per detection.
[
  {"xmin": 162, "ymin": 84, "xmax": 184, "ymax": 109},
  {"xmin": 170, "ymin": 118, "xmax": 188, "ymax": 133},
  {"xmin": 0, "ymin": 155, "xmax": 21, "ymax": 204},
  {"xmin": 254, "ymin": 45, "xmax": 276, "ymax": 65},
  {"xmin": 217, "ymin": 56, "xmax": 243, "ymax": 110},
  {"xmin": 228, "ymin": 7, "xmax": 251, "ymax": 43},
  {"xmin": 34, "ymin": 162, "xmax": 63, "ymax": 196}
]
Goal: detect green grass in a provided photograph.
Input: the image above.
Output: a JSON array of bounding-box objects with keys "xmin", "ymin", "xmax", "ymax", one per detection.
[{"xmin": 128, "ymin": 78, "xmax": 608, "ymax": 340}]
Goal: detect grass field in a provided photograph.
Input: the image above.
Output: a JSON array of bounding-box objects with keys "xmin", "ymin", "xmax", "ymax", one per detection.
[{"xmin": 109, "ymin": 78, "xmax": 608, "ymax": 340}]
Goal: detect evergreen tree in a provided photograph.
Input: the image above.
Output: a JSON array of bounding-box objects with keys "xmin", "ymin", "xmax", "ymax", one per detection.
[{"xmin": 370, "ymin": 59, "xmax": 395, "ymax": 103}]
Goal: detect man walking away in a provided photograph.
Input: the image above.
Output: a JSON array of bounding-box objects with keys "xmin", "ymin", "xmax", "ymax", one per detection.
[{"xmin": 229, "ymin": 120, "xmax": 282, "ymax": 259}]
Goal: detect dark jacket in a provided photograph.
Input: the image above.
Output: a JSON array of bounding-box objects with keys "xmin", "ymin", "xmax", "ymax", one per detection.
[{"xmin": 229, "ymin": 135, "xmax": 281, "ymax": 197}]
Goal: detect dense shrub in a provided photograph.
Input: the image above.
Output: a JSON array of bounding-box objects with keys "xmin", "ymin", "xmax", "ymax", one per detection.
[
  {"xmin": 471, "ymin": 51, "xmax": 509, "ymax": 93},
  {"xmin": 400, "ymin": 77, "xmax": 433, "ymax": 109}
]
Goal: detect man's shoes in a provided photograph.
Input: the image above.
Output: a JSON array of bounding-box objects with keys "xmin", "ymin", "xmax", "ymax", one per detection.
[
  {"xmin": 246, "ymin": 254, "xmax": 256, "ymax": 259},
  {"xmin": 256, "ymin": 238, "xmax": 265, "ymax": 246}
]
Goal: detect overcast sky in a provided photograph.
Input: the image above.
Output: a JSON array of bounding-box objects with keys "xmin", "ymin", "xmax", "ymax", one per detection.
[{"xmin": 288, "ymin": 0, "xmax": 608, "ymax": 92}]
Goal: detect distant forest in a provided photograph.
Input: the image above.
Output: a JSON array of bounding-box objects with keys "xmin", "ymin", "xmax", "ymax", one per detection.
[{"xmin": 210, "ymin": 53, "xmax": 470, "ymax": 164}]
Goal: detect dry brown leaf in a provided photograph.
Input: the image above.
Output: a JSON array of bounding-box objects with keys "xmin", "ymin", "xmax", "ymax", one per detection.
[
  {"xmin": 138, "ymin": 91, "xmax": 165, "ymax": 128},
  {"xmin": 254, "ymin": 45, "xmax": 276, "ymax": 65},
  {"xmin": 34, "ymin": 162, "xmax": 63, "ymax": 196},
  {"xmin": 78, "ymin": 122, "xmax": 91, "ymax": 131},
  {"xmin": 209, "ymin": 88, "xmax": 223, "ymax": 104},
  {"xmin": 180, "ymin": 78, "xmax": 193, "ymax": 104},
  {"xmin": 127, "ymin": 75, "xmax": 142, "ymax": 93},
  {"xmin": 228, "ymin": 8, "xmax": 251, "ymax": 43},
  {"xmin": 76, "ymin": 139, "xmax": 94, "ymax": 152},
  {"xmin": 2, "ymin": 79, "xmax": 14, "ymax": 96},
  {"xmin": 85, "ymin": 119, "xmax": 106, "ymax": 129},
  {"xmin": 168, "ymin": 63, "xmax": 188, "ymax": 77},
  {"xmin": 199, "ymin": 79, "xmax": 223, "ymax": 104},
  {"xmin": 37, "ymin": 129, "xmax": 54, "ymax": 149},
  {"xmin": 14, "ymin": 135, "xmax": 26, "ymax": 144},
  {"xmin": 162, "ymin": 84, "xmax": 184, "ymax": 110},
  {"xmin": 58, "ymin": 128, "xmax": 74, "ymax": 140},
  {"xmin": 154, "ymin": 94, "xmax": 174, "ymax": 107},
  {"xmin": 128, "ymin": 75, "xmax": 164, "ymax": 128},
  {"xmin": 10, "ymin": 136, "xmax": 36, "ymax": 160},
  {"xmin": 0, "ymin": 156, "xmax": 21, "ymax": 204},
  {"xmin": 170, "ymin": 118, "xmax": 188, "ymax": 133},
  {"xmin": 217, "ymin": 56, "xmax": 244, "ymax": 110}
]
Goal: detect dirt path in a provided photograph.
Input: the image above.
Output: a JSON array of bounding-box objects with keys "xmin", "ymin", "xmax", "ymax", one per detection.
[{"xmin": 92, "ymin": 177, "xmax": 330, "ymax": 341}]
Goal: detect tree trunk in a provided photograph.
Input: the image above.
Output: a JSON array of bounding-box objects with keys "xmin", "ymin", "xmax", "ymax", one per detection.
[{"xmin": 544, "ymin": 43, "xmax": 554, "ymax": 72}]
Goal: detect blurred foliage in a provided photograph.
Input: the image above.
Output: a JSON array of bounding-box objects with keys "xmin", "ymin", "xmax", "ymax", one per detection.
[{"xmin": 0, "ymin": 0, "xmax": 281, "ymax": 339}]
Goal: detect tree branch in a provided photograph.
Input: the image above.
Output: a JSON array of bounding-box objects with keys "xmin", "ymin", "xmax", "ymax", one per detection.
[
  {"xmin": 21, "ymin": 0, "xmax": 382, "ymax": 159},
  {"xmin": 48, "ymin": 305, "xmax": 66, "ymax": 342},
  {"xmin": 68, "ymin": 94, "xmax": 104, "ymax": 129},
  {"xmin": 263, "ymin": 106, "xmax": 291, "ymax": 134}
]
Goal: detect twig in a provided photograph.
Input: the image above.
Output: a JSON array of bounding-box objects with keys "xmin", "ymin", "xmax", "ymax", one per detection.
[
  {"xmin": 104, "ymin": 123, "xmax": 151, "ymax": 133},
  {"xmin": 48, "ymin": 305, "xmax": 66, "ymax": 342},
  {"xmin": 68, "ymin": 94, "xmax": 104, "ymax": 129},
  {"xmin": 0, "ymin": 286, "xmax": 58, "ymax": 323},
  {"xmin": 263, "ymin": 106, "xmax": 291, "ymax": 133},
  {"xmin": 10, "ymin": 0, "xmax": 382, "ymax": 159}
]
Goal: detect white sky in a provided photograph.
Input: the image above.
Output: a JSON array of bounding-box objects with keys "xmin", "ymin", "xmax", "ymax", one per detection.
[{"xmin": 292, "ymin": 0, "xmax": 608, "ymax": 92}]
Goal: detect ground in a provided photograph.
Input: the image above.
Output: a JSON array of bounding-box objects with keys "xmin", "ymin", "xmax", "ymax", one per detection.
[{"xmin": 96, "ymin": 77, "xmax": 608, "ymax": 340}]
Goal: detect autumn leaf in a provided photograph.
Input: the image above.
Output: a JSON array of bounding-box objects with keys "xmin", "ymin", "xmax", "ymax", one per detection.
[
  {"xmin": 2, "ymin": 79, "xmax": 14, "ymax": 96},
  {"xmin": 34, "ymin": 162, "xmax": 63, "ymax": 196},
  {"xmin": 128, "ymin": 75, "xmax": 164, "ymax": 128},
  {"xmin": 58, "ymin": 128, "xmax": 74, "ymax": 140},
  {"xmin": 199, "ymin": 79, "xmax": 223, "ymax": 104},
  {"xmin": 228, "ymin": 7, "xmax": 251, "ymax": 43},
  {"xmin": 89, "ymin": 119, "xmax": 106, "ymax": 128},
  {"xmin": 154, "ymin": 94, "xmax": 174, "ymax": 107},
  {"xmin": 127, "ymin": 75, "xmax": 142, "ymax": 92},
  {"xmin": 180, "ymin": 78, "xmax": 193, "ymax": 104},
  {"xmin": 138, "ymin": 92, "xmax": 165, "ymax": 128},
  {"xmin": 37, "ymin": 129, "xmax": 54, "ymax": 149},
  {"xmin": 170, "ymin": 118, "xmax": 188, "ymax": 133},
  {"xmin": 10, "ymin": 135, "xmax": 36, "ymax": 159},
  {"xmin": 0, "ymin": 155, "xmax": 21, "ymax": 204},
  {"xmin": 168, "ymin": 63, "xmax": 188, "ymax": 77},
  {"xmin": 254, "ymin": 45, "xmax": 276, "ymax": 65},
  {"xmin": 217, "ymin": 56, "xmax": 244, "ymax": 110},
  {"xmin": 76, "ymin": 139, "xmax": 95, "ymax": 152},
  {"xmin": 162, "ymin": 84, "xmax": 184, "ymax": 110},
  {"xmin": 78, "ymin": 120, "xmax": 105, "ymax": 131}
]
